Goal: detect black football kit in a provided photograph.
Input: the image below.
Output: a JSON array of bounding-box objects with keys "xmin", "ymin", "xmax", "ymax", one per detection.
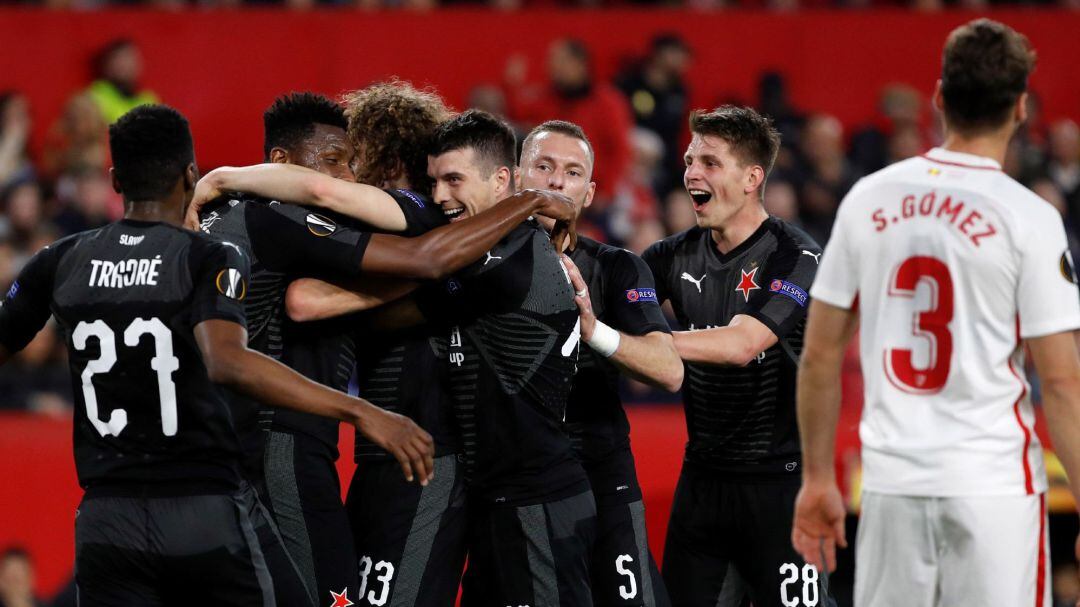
[
  {"xmin": 643, "ymin": 217, "xmax": 831, "ymax": 607},
  {"xmin": 566, "ymin": 236, "xmax": 671, "ymax": 607},
  {"xmin": 347, "ymin": 190, "xmax": 469, "ymax": 607},
  {"xmin": 417, "ymin": 220, "xmax": 596, "ymax": 607},
  {"xmin": 201, "ymin": 195, "xmax": 385, "ymax": 607},
  {"xmin": 0, "ymin": 220, "xmax": 275, "ymax": 606}
]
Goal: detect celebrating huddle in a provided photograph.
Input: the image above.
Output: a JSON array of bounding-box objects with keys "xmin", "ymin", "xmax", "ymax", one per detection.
[{"xmin": 2, "ymin": 16, "xmax": 1080, "ymax": 607}]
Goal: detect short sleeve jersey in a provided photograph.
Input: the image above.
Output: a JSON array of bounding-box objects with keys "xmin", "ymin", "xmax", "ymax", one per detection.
[
  {"xmin": 0, "ymin": 220, "xmax": 250, "ymax": 490},
  {"xmin": 565, "ymin": 236, "xmax": 670, "ymax": 500},
  {"xmin": 353, "ymin": 190, "xmax": 461, "ymax": 460},
  {"xmin": 199, "ymin": 194, "xmax": 377, "ymax": 462},
  {"xmin": 812, "ymin": 147, "xmax": 1080, "ymax": 497},
  {"xmin": 643, "ymin": 217, "xmax": 821, "ymax": 476},
  {"xmin": 418, "ymin": 221, "xmax": 588, "ymax": 506}
]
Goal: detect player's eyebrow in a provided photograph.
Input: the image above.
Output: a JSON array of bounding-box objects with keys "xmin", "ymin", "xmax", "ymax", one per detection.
[{"xmin": 439, "ymin": 171, "xmax": 465, "ymax": 181}]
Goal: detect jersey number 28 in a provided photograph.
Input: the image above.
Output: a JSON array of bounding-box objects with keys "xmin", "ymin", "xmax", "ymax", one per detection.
[
  {"xmin": 72, "ymin": 317, "xmax": 179, "ymax": 438},
  {"xmin": 884, "ymin": 256, "xmax": 954, "ymax": 394}
]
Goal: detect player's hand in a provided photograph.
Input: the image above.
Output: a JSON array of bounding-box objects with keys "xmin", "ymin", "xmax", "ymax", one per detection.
[
  {"xmin": 791, "ymin": 480, "xmax": 847, "ymax": 572},
  {"xmin": 357, "ymin": 404, "xmax": 435, "ymax": 486},
  {"xmin": 515, "ymin": 188, "xmax": 578, "ymax": 250},
  {"xmin": 184, "ymin": 171, "xmax": 227, "ymax": 230},
  {"xmin": 562, "ymin": 255, "xmax": 596, "ymax": 340}
]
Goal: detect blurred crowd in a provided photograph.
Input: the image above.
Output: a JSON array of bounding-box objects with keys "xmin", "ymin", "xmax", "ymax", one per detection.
[
  {"xmin": 2, "ymin": 34, "xmax": 1080, "ymax": 414},
  {"xmin": 9, "ymin": 0, "xmax": 1080, "ymax": 11}
]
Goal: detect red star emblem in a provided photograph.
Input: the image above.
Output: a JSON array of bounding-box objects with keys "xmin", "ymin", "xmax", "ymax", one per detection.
[
  {"xmin": 329, "ymin": 588, "xmax": 353, "ymax": 607},
  {"xmin": 735, "ymin": 267, "xmax": 760, "ymax": 302}
]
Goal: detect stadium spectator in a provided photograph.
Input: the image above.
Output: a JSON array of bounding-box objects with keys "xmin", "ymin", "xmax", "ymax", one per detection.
[
  {"xmin": 763, "ymin": 178, "xmax": 800, "ymax": 224},
  {"xmin": 615, "ymin": 33, "xmax": 692, "ymax": 196},
  {"xmin": 504, "ymin": 38, "xmax": 633, "ymax": 207},
  {"xmin": 1046, "ymin": 119, "xmax": 1080, "ymax": 211},
  {"xmin": 41, "ymin": 93, "xmax": 110, "ymax": 181},
  {"xmin": 791, "ymin": 114, "xmax": 858, "ymax": 244},
  {"xmin": 0, "ymin": 547, "xmax": 41, "ymax": 607},
  {"xmin": 848, "ymin": 84, "xmax": 925, "ymax": 175},
  {"xmin": 0, "ymin": 93, "xmax": 34, "ymax": 193},
  {"xmin": 663, "ymin": 189, "xmax": 697, "ymax": 234},
  {"xmin": 0, "ymin": 180, "xmax": 45, "ymax": 256},
  {"xmin": 51, "ymin": 166, "xmax": 119, "ymax": 236},
  {"xmin": 85, "ymin": 39, "xmax": 159, "ymax": 124},
  {"xmin": 0, "ymin": 322, "xmax": 72, "ymax": 414}
]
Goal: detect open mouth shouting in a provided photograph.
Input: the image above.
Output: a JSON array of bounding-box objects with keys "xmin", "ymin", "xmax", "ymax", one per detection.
[{"xmin": 688, "ymin": 188, "xmax": 713, "ymax": 210}]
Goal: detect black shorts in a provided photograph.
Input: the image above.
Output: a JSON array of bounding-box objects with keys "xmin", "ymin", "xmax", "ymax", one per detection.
[
  {"xmin": 252, "ymin": 494, "xmax": 316, "ymax": 607},
  {"xmin": 661, "ymin": 463, "xmax": 834, "ymax": 607},
  {"xmin": 592, "ymin": 498, "xmax": 669, "ymax": 607},
  {"xmin": 263, "ymin": 430, "xmax": 358, "ymax": 607},
  {"xmin": 462, "ymin": 489, "xmax": 597, "ymax": 607},
  {"xmin": 345, "ymin": 454, "xmax": 468, "ymax": 607},
  {"xmin": 74, "ymin": 483, "xmax": 274, "ymax": 607}
]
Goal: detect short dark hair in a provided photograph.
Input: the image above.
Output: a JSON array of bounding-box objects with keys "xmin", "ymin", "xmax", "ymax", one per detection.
[
  {"xmin": 690, "ymin": 105, "xmax": 781, "ymax": 180},
  {"xmin": 1, "ymin": 546, "xmax": 31, "ymax": 562},
  {"xmin": 344, "ymin": 81, "xmax": 451, "ymax": 188},
  {"xmin": 109, "ymin": 104, "xmax": 194, "ymax": 201},
  {"xmin": 940, "ymin": 19, "xmax": 1035, "ymax": 135},
  {"xmin": 263, "ymin": 92, "xmax": 347, "ymax": 160},
  {"xmin": 521, "ymin": 120, "xmax": 594, "ymax": 166},
  {"xmin": 430, "ymin": 109, "xmax": 516, "ymax": 177}
]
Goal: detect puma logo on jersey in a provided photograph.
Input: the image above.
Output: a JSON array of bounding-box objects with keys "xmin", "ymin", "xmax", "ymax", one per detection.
[
  {"xmin": 801, "ymin": 250, "xmax": 821, "ymax": 264},
  {"xmin": 484, "ymin": 251, "xmax": 503, "ymax": 266},
  {"xmin": 89, "ymin": 257, "xmax": 162, "ymax": 288},
  {"xmin": 199, "ymin": 211, "xmax": 222, "ymax": 233},
  {"xmin": 119, "ymin": 234, "xmax": 145, "ymax": 246},
  {"xmin": 681, "ymin": 272, "xmax": 706, "ymax": 293}
]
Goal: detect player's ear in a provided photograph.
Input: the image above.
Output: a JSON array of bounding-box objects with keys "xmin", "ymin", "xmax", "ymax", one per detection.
[
  {"xmin": 109, "ymin": 167, "xmax": 122, "ymax": 195},
  {"xmin": 269, "ymin": 148, "xmax": 290, "ymax": 165},
  {"xmin": 184, "ymin": 163, "xmax": 198, "ymax": 193},
  {"xmin": 495, "ymin": 166, "xmax": 512, "ymax": 196},
  {"xmin": 745, "ymin": 165, "xmax": 765, "ymax": 196},
  {"xmin": 583, "ymin": 181, "xmax": 596, "ymax": 210},
  {"xmin": 932, "ymin": 80, "xmax": 945, "ymax": 115},
  {"xmin": 1015, "ymin": 92, "xmax": 1029, "ymax": 126}
]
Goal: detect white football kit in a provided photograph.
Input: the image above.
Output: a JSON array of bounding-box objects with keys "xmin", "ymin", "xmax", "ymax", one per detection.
[{"xmin": 812, "ymin": 147, "xmax": 1080, "ymax": 607}]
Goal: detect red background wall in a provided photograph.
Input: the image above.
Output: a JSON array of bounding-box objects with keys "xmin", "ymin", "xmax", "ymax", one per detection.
[{"xmin": 1, "ymin": 9, "xmax": 1079, "ymax": 171}]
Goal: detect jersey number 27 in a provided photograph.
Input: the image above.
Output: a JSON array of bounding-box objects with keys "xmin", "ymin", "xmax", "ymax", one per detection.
[{"xmin": 72, "ymin": 317, "xmax": 179, "ymax": 438}]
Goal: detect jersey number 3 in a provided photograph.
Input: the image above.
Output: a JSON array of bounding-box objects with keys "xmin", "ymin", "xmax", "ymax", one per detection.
[
  {"xmin": 884, "ymin": 256, "xmax": 954, "ymax": 394},
  {"xmin": 72, "ymin": 317, "xmax": 180, "ymax": 438}
]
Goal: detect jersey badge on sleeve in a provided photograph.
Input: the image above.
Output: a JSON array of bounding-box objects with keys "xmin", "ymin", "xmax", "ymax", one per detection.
[
  {"xmin": 1061, "ymin": 250, "xmax": 1077, "ymax": 284},
  {"xmin": 305, "ymin": 213, "xmax": 337, "ymax": 237},
  {"xmin": 769, "ymin": 279, "xmax": 808, "ymax": 307},
  {"xmin": 625, "ymin": 288, "xmax": 658, "ymax": 303},
  {"xmin": 5, "ymin": 281, "xmax": 18, "ymax": 300},
  {"xmin": 396, "ymin": 189, "xmax": 426, "ymax": 208},
  {"xmin": 215, "ymin": 268, "xmax": 247, "ymax": 300},
  {"xmin": 735, "ymin": 267, "xmax": 760, "ymax": 302}
]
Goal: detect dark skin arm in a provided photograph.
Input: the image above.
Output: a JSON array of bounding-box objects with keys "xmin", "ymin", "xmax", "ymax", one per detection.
[
  {"xmin": 358, "ymin": 188, "xmax": 576, "ymax": 280},
  {"xmin": 194, "ymin": 319, "xmax": 434, "ymax": 484}
]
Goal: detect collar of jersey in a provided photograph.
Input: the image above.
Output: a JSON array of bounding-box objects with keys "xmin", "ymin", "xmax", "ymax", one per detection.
[
  {"xmin": 923, "ymin": 147, "xmax": 1002, "ymax": 171},
  {"xmin": 705, "ymin": 217, "xmax": 773, "ymax": 265}
]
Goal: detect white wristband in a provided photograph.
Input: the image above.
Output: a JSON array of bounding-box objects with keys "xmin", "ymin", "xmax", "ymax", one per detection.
[{"xmin": 586, "ymin": 320, "xmax": 621, "ymax": 358}]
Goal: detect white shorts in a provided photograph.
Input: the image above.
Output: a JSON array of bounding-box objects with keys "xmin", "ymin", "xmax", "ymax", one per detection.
[{"xmin": 854, "ymin": 491, "xmax": 1049, "ymax": 607}]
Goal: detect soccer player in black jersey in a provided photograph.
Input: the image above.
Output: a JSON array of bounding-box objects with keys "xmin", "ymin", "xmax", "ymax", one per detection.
[
  {"xmin": 641, "ymin": 106, "xmax": 830, "ymax": 607},
  {"xmin": 0, "ymin": 105, "xmax": 433, "ymax": 606},
  {"xmin": 190, "ymin": 92, "xmax": 575, "ymax": 607},
  {"xmin": 518, "ymin": 120, "xmax": 683, "ymax": 607}
]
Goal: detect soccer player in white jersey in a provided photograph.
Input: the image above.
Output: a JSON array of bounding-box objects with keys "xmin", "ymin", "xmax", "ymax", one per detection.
[{"xmin": 792, "ymin": 18, "xmax": 1080, "ymax": 607}]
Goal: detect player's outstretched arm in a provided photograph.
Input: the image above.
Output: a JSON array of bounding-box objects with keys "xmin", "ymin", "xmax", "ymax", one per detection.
[
  {"xmin": 186, "ymin": 164, "xmax": 409, "ymax": 232},
  {"xmin": 562, "ymin": 256, "xmax": 682, "ymax": 392},
  {"xmin": 1029, "ymin": 329, "xmax": 1080, "ymax": 598},
  {"xmin": 194, "ymin": 318, "xmax": 434, "ymax": 484},
  {"xmin": 285, "ymin": 276, "xmax": 419, "ymax": 323},
  {"xmin": 792, "ymin": 299, "xmax": 857, "ymax": 573},
  {"xmin": 670, "ymin": 315, "xmax": 778, "ymax": 367},
  {"xmin": 358, "ymin": 189, "xmax": 576, "ymax": 281}
]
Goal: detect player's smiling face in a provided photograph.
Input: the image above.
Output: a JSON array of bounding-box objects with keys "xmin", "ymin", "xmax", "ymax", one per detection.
[
  {"xmin": 428, "ymin": 147, "xmax": 509, "ymax": 222},
  {"xmin": 518, "ymin": 131, "xmax": 596, "ymax": 222},
  {"xmin": 684, "ymin": 133, "xmax": 759, "ymax": 230}
]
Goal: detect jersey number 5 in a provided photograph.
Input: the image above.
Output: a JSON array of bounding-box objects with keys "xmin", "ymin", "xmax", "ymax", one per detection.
[
  {"xmin": 884, "ymin": 256, "xmax": 954, "ymax": 394},
  {"xmin": 72, "ymin": 317, "xmax": 180, "ymax": 438}
]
